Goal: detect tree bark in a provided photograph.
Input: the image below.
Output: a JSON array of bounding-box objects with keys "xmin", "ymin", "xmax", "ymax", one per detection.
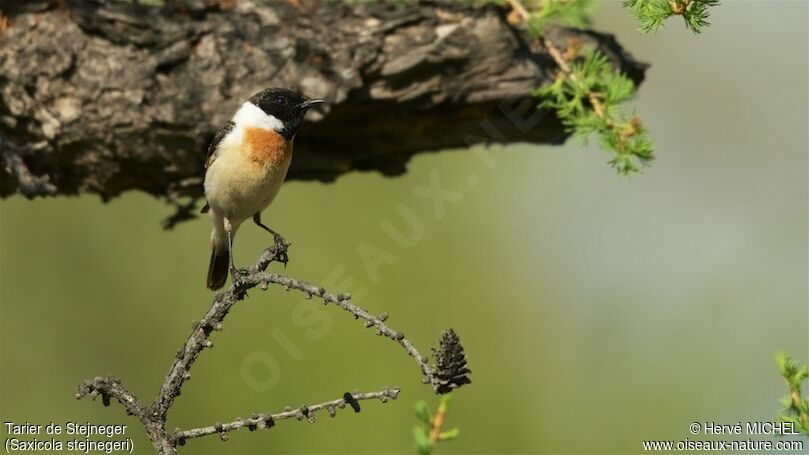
[{"xmin": 0, "ymin": 0, "xmax": 647, "ymax": 202}]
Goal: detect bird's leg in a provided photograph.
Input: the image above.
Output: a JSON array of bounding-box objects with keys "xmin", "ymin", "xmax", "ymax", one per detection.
[
  {"xmin": 224, "ymin": 218, "xmax": 247, "ymax": 284},
  {"xmin": 226, "ymin": 229, "xmax": 236, "ymax": 271},
  {"xmin": 252, "ymin": 212, "xmax": 281, "ymax": 237},
  {"xmin": 253, "ymin": 213, "xmax": 289, "ymax": 266}
]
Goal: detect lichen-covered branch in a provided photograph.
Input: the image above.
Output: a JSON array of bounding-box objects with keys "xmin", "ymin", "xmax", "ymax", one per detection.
[
  {"xmin": 76, "ymin": 376, "xmax": 149, "ymax": 422},
  {"xmin": 77, "ymin": 240, "xmax": 470, "ymax": 454},
  {"xmin": 149, "ymin": 241, "xmax": 290, "ymax": 421},
  {"xmin": 76, "ymin": 376, "xmax": 174, "ymax": 454},
  {"xmin": 238, "ymin": 268, "xmax": 438, "ymax": 387},
  {"xmin": 172, "ymin": 388, "xmax": 400, "ymax": 445}
]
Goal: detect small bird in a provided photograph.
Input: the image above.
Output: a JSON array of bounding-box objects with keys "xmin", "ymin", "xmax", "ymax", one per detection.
[{"xmin": 201, "ymin": 88, "xmax": 324, "ymax": 290}]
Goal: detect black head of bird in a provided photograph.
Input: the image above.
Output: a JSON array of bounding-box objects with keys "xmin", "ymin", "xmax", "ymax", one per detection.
[{"xmin": 247, "ymin": 88, "xmax": 325, "ymax": 140}]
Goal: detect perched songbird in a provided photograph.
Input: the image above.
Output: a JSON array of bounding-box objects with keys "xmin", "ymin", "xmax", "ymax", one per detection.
[{"xmin": 201, "ymin": 88, "xmax": 324, "ymax": 289}]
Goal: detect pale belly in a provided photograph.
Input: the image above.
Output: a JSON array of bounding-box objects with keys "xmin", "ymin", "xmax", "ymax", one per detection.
[{"xmin": 204, "ymin": 149, "xmax": 292, "ymax": 222}]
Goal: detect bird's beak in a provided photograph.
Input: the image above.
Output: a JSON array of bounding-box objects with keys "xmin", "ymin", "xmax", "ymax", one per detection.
[{"xmin": 298, "ymin": 99, "xmax": 326, "ymax": 110}]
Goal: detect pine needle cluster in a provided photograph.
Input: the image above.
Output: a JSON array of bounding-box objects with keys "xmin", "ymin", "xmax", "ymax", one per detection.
[
  {"xmin": 535, "ymin": 47, "xmax": 654, "ymax": 174},
  {"xmin": 522, "ymin": 0, "xmax": 597, "ymax": 35},
  {"xmin": 504, "ymin": 0, "xmax": 653, "ymax": 174},
  {"xmin": 412, "ymin": 394, "xmax": 460, "ymax": 455},
  {"xmin": 624, "ymin": 0, "xmax": 720, "ymax": 34},
  {"xmin": 775, "ymin": 351, "xmax": 809, "ymax": 436}
]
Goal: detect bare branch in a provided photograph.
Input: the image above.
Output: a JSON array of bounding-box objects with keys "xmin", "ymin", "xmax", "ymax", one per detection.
[
  {"xmin": 0, "ymin": 133, "xmax": 56, "ymax": 198},
  {"xmin": 149, "ymin": 241, "xmax": 291, "ymax": 421},
  {"xmin": 76, "ymin": 375, "xmax": 148, "ymax": 421},
  {"xmin": 172, "ymin": 388, "xmax": 400, "ymax": 445},
  {"xmin": 76, "ymin": 239, "xmax": 467, "ymax": 454},
  {"xmin": 76, "ymin": 376, "xmax": 174, "ymax": 454},
  {"xmin": 237, "ymin": 271, "xmax": 437, "ymax": 386}
]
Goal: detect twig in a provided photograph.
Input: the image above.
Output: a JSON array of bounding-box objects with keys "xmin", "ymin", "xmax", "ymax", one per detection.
[
  {"xmin": 669, "ymin": 0, "xmax": 692, "ymax": 15},
  {"xmin": 76, "ymin": 376, "xmax": 148, "ymax": 421},
  {"xmin": 789, "ymin": 389, "xmax": 809, "ymax": 426},
  {"xmin": 505, "ymin": 0, "xmax": 531, "ymax": 22},
  {"xmin": 161, "ymin": 195, "xmax": 202, "ymax": 230},
  {"xmin": 540, "ymin": 38, "xmax": 618, "ymax": 128},
  {"xmin": 0, "ymin": 134, "xmax": 56, "ymax": 198},
  {"xmin": 541, "ymin": 36, "xmax": 611, "ymax": 124},
  {"xmin": 505, "ymin": 1, "xmax": 591, "ymax": 106},
  {"xmin": 77, "ymin": 239, "xmax": 462, "ymax": 454},
  {"xmin": 428, "ymin": 401, "xmax": 447, "ymax": 444},
  {"xmin": 147, "ymin": 245, "xmax": 285, "ymax": 421},
  {"xmin": 506, "ymin": 0, "xmax": 642, "ymax": 153},
  {"xmin": 505, "ymin": 0, "xmax": 603, "ymax": 118},
  {"xmin": 172, "ymin": 388, "xmax": 400, "ymax": 444},
  {"xmin": 76, "ymin": 376, "xmax": 174, "ymax": 454},
  {"xmin": 151, "ymin": 240, "xmax": 436, "ymax": 420},
  {"xmin": 237, "ymin": 271, "xmax": 437, "ymax": 386}
]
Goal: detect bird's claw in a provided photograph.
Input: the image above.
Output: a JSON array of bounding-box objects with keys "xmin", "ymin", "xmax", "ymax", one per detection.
[
  {"xmin": 272, "ymin": 233, "xmax": 289, "ymax": 266},
  {"xmin": 229, "ymin": 266, "xmax": 249, "ymax": 286}
]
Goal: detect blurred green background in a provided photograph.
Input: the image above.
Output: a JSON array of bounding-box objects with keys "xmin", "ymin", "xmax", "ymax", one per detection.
[{"xmin": 1, "ymin": 1, "xmax": 807, "ymax": 453}]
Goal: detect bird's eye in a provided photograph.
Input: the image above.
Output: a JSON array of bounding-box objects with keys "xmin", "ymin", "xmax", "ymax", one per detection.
[{"xmin": 276, "ymin": 96, "xmax": 287, "ymax": 106}]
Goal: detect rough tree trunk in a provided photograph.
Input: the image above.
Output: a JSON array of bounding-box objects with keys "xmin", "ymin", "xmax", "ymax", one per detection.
[{"xmin": 0, "ymin": 0, "xmax": 646, "ymax": 205}]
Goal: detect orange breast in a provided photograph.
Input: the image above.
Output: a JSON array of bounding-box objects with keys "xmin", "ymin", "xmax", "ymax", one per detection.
[{"xmin": 243, "ymin": 127, "xmax": 292, "ymax": 168}]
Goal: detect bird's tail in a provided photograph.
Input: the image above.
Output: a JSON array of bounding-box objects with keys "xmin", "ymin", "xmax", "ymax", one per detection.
[{"xmin": 207, "ymin": 230, "xmax": 230, "ymax": 290}]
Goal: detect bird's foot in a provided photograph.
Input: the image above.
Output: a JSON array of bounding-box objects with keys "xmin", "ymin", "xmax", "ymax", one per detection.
[
  {"xmin": 229, "ymin": 266, "xmax": 249, "ymax": 286},
  {"xmin": 272, "ymin": 233, "xmax": 289, "ymax": 267}
]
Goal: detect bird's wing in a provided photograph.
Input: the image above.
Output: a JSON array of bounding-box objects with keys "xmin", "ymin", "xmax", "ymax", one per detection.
[{"xmin": 200, "ymin": 120, "xmax": 235, "ymax": 213}]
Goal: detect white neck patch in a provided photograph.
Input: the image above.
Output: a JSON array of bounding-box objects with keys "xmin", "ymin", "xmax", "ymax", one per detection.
[{"xmin": 233, "ymin": 102, "xmax": 284, "ymax": 133}]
